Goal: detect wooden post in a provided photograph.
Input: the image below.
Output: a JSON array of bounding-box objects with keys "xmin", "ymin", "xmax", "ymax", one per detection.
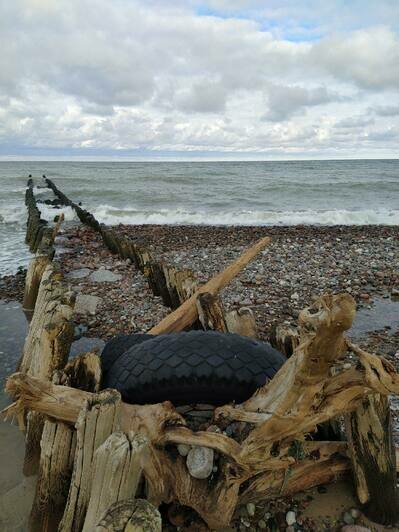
[
  {"xmin": 83, "ymin": 432, "xmax": 149, "ymax": 531},
  {"xmin": 19, "ymin": 263, "xmax": 75, "ymax": 476},
  {"xmin": 29, "ymin": 351, "xmax": 102, "ymax": 532},
  {"xmin": 269, "ymin": 324, "xmax": 300, "ymax": 358},
  {"xmin": 95, "ymin": 499, "xmax": 162, "ymax": 532},
  {"xmin": 225, "ymin": 307, "xmax": 258, "ymax": 338},
  {"xmin": 23, "ymin": 218, "xmax": 63, "ymax": 314},
  {"xmin": 196, "ymin": 292, "xmax": 227, "ymax": 332},
  {"xmin": 345, "ymin": 394, "xmax": 399, "ymax": 525},
  {"xmin": 59, "ymin": 389, "xmax": 122, "ymax": 532}
]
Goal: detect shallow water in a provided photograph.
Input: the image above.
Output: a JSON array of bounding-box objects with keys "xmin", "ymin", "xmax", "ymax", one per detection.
[
  {"xmin": 0, "ymin": 301, "xmax": 28, "ymax": 407},
  {"xmin": 349, "ymin": 297, "xmax": 399, "ymax": 339},
  {"xmin": 1, "ymin": 159, "xmax": 398, "ymax": 274},
  {"xmin": 0, "ymin": 300, "xmax": 105, "ymax": 409}
]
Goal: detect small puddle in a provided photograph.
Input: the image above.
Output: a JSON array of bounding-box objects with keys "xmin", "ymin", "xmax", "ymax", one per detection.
[
  {"xmin": 348, "ymin": 297, "xmax": 399, "ymax": 340},
  {"xmin": 0, "ymin": 300, "xmax": 28, "ymax": 405}
]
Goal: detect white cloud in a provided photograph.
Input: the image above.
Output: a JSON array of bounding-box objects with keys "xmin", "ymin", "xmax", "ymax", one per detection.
[{"xmin": 0, "ymin": 0, "xmax": 398, "ymax": 157}]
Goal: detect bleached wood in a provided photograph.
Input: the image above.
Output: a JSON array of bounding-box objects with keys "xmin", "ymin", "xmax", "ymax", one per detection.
[
  {"xmin": 5, "ymin": 293, "xmax": 399, "ymax": 529},
  {"xmin": 225, "ymin": 307, "xmax": 257, "ymax": 338},
  {"xmin": 83, "ymin": 432, "xmax": 148, "ymax": 532},
  {"xmin": 95, "ymin": 499, "xmax": 162, "ymax": 532},
  {"xmin": 29, "ymin": 351, "xmax": 102, "ymax": 532},
  {"xmin": 149, "ymin": 236, "xmax": 271, "ymax": 334},
  {"xmin": 58, "ymin": 389, "xmax": 121, "ymax": 532},
  {"xmin": 19, "ymin": 262, "xmax": 75, "ymax": 475}
]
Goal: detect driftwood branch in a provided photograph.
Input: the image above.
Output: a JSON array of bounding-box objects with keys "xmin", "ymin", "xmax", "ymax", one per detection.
[{"xmin": 148, "ymin": 236, "xmax": 271, "ymax": 334}]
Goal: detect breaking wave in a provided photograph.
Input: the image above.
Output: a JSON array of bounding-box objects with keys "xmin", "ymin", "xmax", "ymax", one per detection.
[{"xmin": 92, "ymin": 205, "xmax": 399, "ymax": 226}]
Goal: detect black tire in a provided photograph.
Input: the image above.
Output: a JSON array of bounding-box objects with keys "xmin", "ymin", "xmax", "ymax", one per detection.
[
  {"xmin": 102, "ymin": 330, "xmax": 285, "ymax": 406},
  {"xmin": 101, "ymin": 333, "xmax": 153, "ymax": 374}
]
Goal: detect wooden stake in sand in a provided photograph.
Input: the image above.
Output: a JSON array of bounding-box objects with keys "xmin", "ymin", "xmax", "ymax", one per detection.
[{"xmin": 29, "ymin": 351, "xmax": 102, "ymax": 532}]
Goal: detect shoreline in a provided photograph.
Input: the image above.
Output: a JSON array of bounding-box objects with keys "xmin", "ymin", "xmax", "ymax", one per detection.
[{"xmin": 1, "ymin": 222, "xmax": 398, "ymax": 531}]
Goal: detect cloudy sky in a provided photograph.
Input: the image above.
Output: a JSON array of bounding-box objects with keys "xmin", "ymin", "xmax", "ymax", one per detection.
[{"xmin": 1, "ymin": 0, "xmax": 399, "ymax": 160}]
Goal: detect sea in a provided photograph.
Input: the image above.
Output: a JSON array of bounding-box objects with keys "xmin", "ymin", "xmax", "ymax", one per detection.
[{"xmin": 0, "ymin": 159, "xmax": 398, "ymax": 275}]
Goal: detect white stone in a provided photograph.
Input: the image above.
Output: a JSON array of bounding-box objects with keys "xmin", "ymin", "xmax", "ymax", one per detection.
[
  {"xmin": 65, "ymin": 268, "xmax": 91, "ymax": 279},
  {"xmin": 286, "ymin": 510, "xmax": 296, "ymax": 526},
  {"xmin": 246, "ymin": 503, "xmax": 256, "ymax": 517},
  {"xmin": 186, "ymin": 446, "xmax": 214, "ymax": 479},
  {"xmin": 89, "ymin": 269, "xmax": 122, "ymax": 283},
  {"xmin": 74, "ymin": 294, "xmax": 102, "ymax": 315}
]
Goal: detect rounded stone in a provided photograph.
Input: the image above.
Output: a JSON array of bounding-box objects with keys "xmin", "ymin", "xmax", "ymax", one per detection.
[
  {"xmin": 286, "ymin": 510, "xmax": 296, "ymax": 526},
  {"xmin": 246, "ymin": 503, "xmax": 256, "ymax": 517},
  {"xmin": 186, "ymin": 446, "xmax": 214, "ymax": 479},
  {"xmin": 177, "ymin": 444, "xmax": 191, "ymax": 457}
]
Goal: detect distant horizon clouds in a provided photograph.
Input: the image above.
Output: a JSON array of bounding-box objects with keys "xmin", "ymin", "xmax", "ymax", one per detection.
[{"xmin": 0, "ymin": 0, "xmax": 399, "ymax": 160}]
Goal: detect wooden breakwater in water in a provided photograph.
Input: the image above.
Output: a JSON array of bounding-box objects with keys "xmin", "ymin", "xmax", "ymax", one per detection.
[{"xmin": 25, "ymin": 179, "xmax": 48, "ymax": 253}]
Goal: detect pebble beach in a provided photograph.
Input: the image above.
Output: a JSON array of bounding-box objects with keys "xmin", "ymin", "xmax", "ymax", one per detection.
[{"xmin": 1, "ymin": 222, "xmax": 399, "ymax": 531}]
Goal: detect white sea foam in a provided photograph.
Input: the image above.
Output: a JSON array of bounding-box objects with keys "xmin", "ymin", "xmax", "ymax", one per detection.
[
  {"xmin": 0, "ymin": 203, "xmax": 76, "ymax": 224},
  {"xmin": 0, "ymin": 204, "xmax": 26, "ymax": 224},
  {"xmin": 92, "ymin": 205, "xmax": 399, "ymax": 226},
  {"xmin": 38, "ymin": 204, "xmax": 76, "ymax": 222}
]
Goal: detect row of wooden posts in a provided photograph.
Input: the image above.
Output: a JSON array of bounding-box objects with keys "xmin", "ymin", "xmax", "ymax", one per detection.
[
  {"xmin": 44, "ymin": 177, "xmax": 259, "ymax": 335},
  {"xmin": 3, "ymin": 178, "xmax": 399, "ymax": 530},
  {"xmin": 16, "ymin": 180, "xmax": 165, "ymax": 530},
  {"xmin": 25, "ymin": 179, "xmax": 49, "ymax": 253},
  {"xmin": 45, "ymin": 177, "xmax": 201, "ymax": 312},
  {"xmin": 14, "ymin": 178, "xmax": 265, "ymax": 530}
]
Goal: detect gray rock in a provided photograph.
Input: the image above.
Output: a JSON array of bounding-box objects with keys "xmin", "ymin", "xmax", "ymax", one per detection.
[
  {"xmin": 75, "ymin": 294, "xmax": 102, "ymax": 315},
  {"xmin": 177, "ymin": 444, "xmax": 191, "ymax": 457},
  {"xmin": 186, "ymin": 446, "xmax": 214, "ymax": 479},
  {"xmin": 65, "ymin": 268, "xmax": 91, "ymax": 279},
  {"xmin": 89, "ymin": 269, "xmax": 122, "ymax": 283},
  {"xmin": 246, "ymin": 503, "xmax": 255, "ymax": 517},
  {"xmin": 342, "ymin": 511, "xmax": 355, "ymax": 525}
]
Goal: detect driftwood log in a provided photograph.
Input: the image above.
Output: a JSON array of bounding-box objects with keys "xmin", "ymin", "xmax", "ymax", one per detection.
[{"xmin": 5, "ymin": 293, "xmax": 399, "ymax": 528}]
